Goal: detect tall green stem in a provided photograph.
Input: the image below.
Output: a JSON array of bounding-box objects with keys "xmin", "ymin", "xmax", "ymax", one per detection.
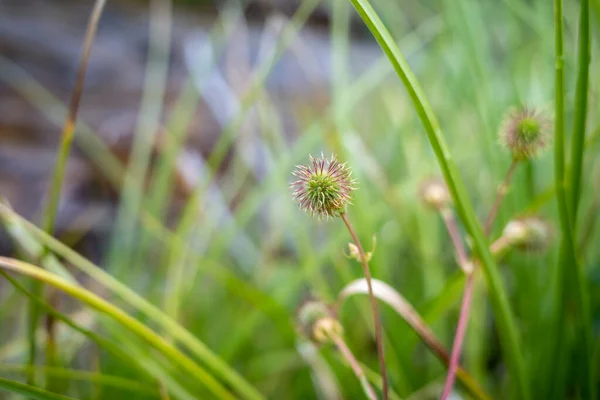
[
  {"xmin": 346, "ymin": 1, "xmax": 529, "ymax": 398},
  {"xmin": 553, "ymin": 0, "xmax": 595, "ymax": 397}
]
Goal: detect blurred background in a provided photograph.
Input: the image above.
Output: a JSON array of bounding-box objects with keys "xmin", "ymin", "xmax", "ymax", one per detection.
[{"xmin": 0, "ymin": 0, "xmax": 599, "ymax": 399}]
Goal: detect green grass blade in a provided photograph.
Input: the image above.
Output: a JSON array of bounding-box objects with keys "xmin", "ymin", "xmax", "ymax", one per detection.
[
  {"xmin": 345, "ymin": 1, "xmax": 529, "ymax": 398},
  {"xmin": 569, "ymin": 0, "xmax": 591, "ymax": 221},
  {"xmin": 0, "ymin": 204, "xmax": 264, "ymax": 400},
  {"xmin": 0, "ymin": 257, "xmax": 235, "ymax": 400},
  {"xmin": 0, "ymin": 377, "xmax": 77, "ymax": 400},
  {"xmin": 0, "ymin": 365, "xmax": 158, "ymax": 396},
  {"xmin": 552, "ymin": 0, "xmax": 596, "ymax": 397}
]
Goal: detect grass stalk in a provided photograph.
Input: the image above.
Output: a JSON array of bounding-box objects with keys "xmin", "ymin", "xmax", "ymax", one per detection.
[
  {"xmin": 29, "ymin": 0, "xmax": 106, "ymax": 387},
  {"xmin": 0, "ymin": 257, "xmax": 235, "ymax": 400},
  {"xmin": 550, "ymin": 0, "xmax": 595, "ymax": 397},
  {"xmin": 0, "ymin": 204, "xmax": 265, "ymax": 400},
  {"xmin": 346, "ymin": 1, "xmax": 529, "ymax": 398},
  {"xmin": 340, "ymin": 212, "xmax": 388, "ymax": 400},
  {"xmin": 0, "ymin": 377, "xmax": 77, "ymax": 400},
  {"xmin": 568, "ymin": 0, "xmax": 591, "ymax": 223}
]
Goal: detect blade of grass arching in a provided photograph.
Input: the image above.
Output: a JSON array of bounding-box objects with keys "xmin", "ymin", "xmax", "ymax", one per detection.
[
  {"xmin": 346, "ymin": 1, "xmax": 529, "ymax": 398},
  {"xmin": 105, "ymin": 323, "xmax": 199, "ymax": 400},
  {"xmin": 0, "ymin": 377, "xmax": 77, "ymax": 400},
  {"xmin": 563, "ymin": 0, "xmax": 596, "ymax": 399},
  {"xmin": 0, "ymin": 205, "xmax": 264, "ymax": 400},
  {"xmin": 338, "ymin": 279, "xmax": 491, "ymax": 400},
  {"xmin": 332, "ymin": 254, "xmax": 411, "ymax": 395},
  {"xmin": 0, "ymin": 270, "xmax": 157, "ymax": 383},
  {"xmin": 0, "ymin": 365, "xmax": 158, "ymax": 397},
  {"xmin": 108, "ymin": 0, "xmax": 172, "ymax": 278},
  {"xmin": 548, "ymin": 0, "xmax": 595, "ymax": 397},
  {"xmin": 31, "ymin": 0, "xmax": 106, "ymax": 387},
  {"xmin": 0, "ymin": 257, "xmax": 235, "ymax": 400}
]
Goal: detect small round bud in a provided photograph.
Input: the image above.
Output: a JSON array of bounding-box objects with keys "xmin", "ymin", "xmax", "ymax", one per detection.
[
  {"xmin": 291, "ymin": 154, "xmax": 357, "ymax": 219},
  {"xmin": 297, "ymin": 300, "xmax": 342, "ymax": 344},
  {"xmin": 418, "ymin": 178, "xmax": 451, "ymax": 210},
  {"xmin": 499, "ymin": 107, "xmax": 551, "ymax": 161},
  {"xmin": 502, "ymin": 216, "xmax": 552, "ymax": 251},
  {"xmin": 313, "ymin": 318, "xmax": 344, "ymax": 343}
]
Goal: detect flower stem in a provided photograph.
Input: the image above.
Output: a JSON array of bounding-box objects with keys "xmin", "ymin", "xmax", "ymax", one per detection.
[
  {"xmin": 484, "ymin": 160, "xmax": 519, "ymax": 236},
  {"xmin": 441, "ymin": 272, "xmax": 475, "ymax": 400},
  {"xmin": 442, "ymin": 158, "xmax": 520, "ymax": 398},
  {"xmin": 330, "ymin": 333, "xmax": 378, "ymax": 400},
  {"xmin": 340, "ymin": 212, "xmax": 388, "ymax": 400}
]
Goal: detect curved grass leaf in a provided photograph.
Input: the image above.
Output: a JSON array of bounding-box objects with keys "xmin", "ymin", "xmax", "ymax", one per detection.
[
  {"xmin": 338, "ymin": 278, "xmax": 490, "ymax": 400},
  {"xmin": 0, "ymin": 256, "xmax": 234, "ymax": 400}
]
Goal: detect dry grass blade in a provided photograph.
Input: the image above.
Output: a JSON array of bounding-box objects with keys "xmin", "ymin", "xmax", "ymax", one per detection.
[
  {"xmin": 337, "ymin": 279, "xmax": 490, "ymax": 400},
  {"xmin": 32, "ymin": 0, "xmax": 107, "ymax": 387}
]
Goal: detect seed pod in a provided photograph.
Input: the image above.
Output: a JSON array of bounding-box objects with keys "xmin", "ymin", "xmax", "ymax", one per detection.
[
  {"xmin": 502, "ymin": 216, "xmax": 552, "ymax": 252},
  {"xmin": 297, "ymin": 300, "xmax": 343, "ymax": 344},
  {"xmin": 418, "ymin": 178, "xmax": 451, "ymax": 210},
  {"xmin": 291, "ymin": 154, "xmax": 357, "ymax": 219},
  {"xmin": 499, "ymin": 107, "xmax": 551, "ymax": 161}
]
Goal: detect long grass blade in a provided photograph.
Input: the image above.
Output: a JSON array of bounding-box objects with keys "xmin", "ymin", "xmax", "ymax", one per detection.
[
  {"xmin": 29, "ymin": 0, "xmax": 106, "ymax": 386},
  {"xmin": 345, "ymin": 1, "xmax": 529, "ymax": 398},
  {"xmin": 0, "ymin": 204, "xmax": 264, "ymax": 400},
  {"xmin": 338, "ymin": 278, "xmax": 490, "ymax": 400},
  {"xmin": 0, "ymin": 377, "xmax": 77, "ymax": 400},
  {"xmin": 0, "ymin": 257, "xmax": 235, "ymax": 400}
]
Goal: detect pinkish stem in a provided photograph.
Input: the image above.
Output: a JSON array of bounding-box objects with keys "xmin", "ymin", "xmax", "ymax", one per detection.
[{"xmin": 441, "ymin": 272, "xmax": 475, "ymax": 400}]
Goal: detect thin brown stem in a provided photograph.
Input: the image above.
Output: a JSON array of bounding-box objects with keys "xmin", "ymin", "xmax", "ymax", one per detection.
[
  {"xmin": 340, "ymin": 212, "xmax": 388, "ymax": 400},
  {"xmin": 331, "ymin": 333, "xmax": 378, "ymax": 400},
  {"xmin": 484, "ymin": 160, "xmax": 519, "ymax": 236},
  {"xmin": 33, "ymin": 0, "xmax": 107, "ymax": 387}
]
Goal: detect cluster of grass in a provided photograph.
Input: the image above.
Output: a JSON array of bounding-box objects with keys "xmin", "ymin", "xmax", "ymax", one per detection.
[{"xmin": 0, "ymin": 0, "xmax": 599, "ymax": 398}]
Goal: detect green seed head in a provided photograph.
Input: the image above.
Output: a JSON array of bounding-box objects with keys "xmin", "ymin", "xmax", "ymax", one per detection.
[
  {"xmin": 291, "ymin": 154, "xmax": 357, "ymax": 219},
  {"xmin": 500, "ymin": 107, "xmax": 551, "ymax": 161}
]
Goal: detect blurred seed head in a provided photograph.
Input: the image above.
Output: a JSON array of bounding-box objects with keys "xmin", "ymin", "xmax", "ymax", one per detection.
[
  {"xmin": 500, "ymin": 107, "xmax": 551, "ymax": 161},
  {"xmin": 419, "ymin": 178, "xmax": 452, "ymax": 210},
  {"xmin": 291, "ymin": 154, "xmax": 357, "ymax": 219},
  {"xmin": 502, "ymin": 216, "xmax": 552, "ymax": 251},
  {"xmin": 297, "ymin": 299, "xmax": 343, "ymax": 345}
]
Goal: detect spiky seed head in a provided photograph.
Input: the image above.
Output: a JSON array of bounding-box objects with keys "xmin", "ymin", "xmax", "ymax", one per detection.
[
  {"xmin": 296, "ymin": 300, "xmax": 342, "ymax": 345},
  {"xmin": 502, "ymin": 216, "xmax": 552, "ymax": 251},
  {"xmin": 291, "ymin": 154, "xmax": 357, "ymax": 219},
  {"xmin": 419, "ymin": 178, "xmax": 451, "ymax": 210},
  {"xmin": 500, "ymin": 107, "xmax": 551, "ymax": 161}
]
